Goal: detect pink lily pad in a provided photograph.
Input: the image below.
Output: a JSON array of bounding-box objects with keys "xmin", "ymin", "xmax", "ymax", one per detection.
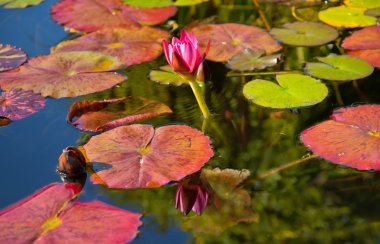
[
  {"xmin": 68, "ymin": 97, "xmax": 173, "ymax": 132},
  {"xmin": 346, "ymin": 49, "xmax": 380, "ymax": 68},
  {"xmin": 83, "ymin": 124, "xmax": 214, "ymax": 189},
  {"xmin": 301, "ymin": 105, "xmax": 380, "ymax": 171},
  {"xmin": 0, "ymin": 44, "xmax": 27, "ymax": 72},
  {"xmin": 0, "ymin": 51, "xmax": 125, "ymax": 98},
  {"xmin": 52, "ymin": 27, "xmax": 170, "ymax": 66},
  {"xmin": 190, "ymin": 23, "xmax": 282, "ymax": 62},
  {"xmin": 0, "ymin": 89, "xmax": 45, "ymax": 120},
  {"xmin": 0, "ymin": 183, "xmax": 142, "ymax": 243},
  {"xmin": 51, "ymin": 0, "xmax": 176, "ymax": 33}
]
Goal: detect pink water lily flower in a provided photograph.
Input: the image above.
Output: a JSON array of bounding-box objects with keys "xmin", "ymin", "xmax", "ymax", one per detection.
[
  {"xmin": 175, "ymin": 179, "xmax": 209, "ymax": 216},
  {"xmin": 163, "ymin": 29, "xmax": 210, "ymax": 81}
]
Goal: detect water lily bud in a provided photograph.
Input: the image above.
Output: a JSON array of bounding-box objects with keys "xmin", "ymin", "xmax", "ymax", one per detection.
[
  {"xmin": 175, "ymin": 178, "xmax": 209, "ymax": 216},
  {"xmin": 57, "ymin": 146, "xmax": 86, "ymax": 176}
]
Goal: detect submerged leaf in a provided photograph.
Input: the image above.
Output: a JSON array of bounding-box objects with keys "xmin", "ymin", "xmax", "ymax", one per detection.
[
  {"xmin": 0, "ymin": 0, "xmax": 43, "ymax": 8},
  {"xmin": 0, "ymin": 44, "xmax": 27, "ymax": 72},
  {"xmin": 0, "ymin": 51, "xmax": 125, "ymax": 98},
  {"xmin": 68, "ymin": 97, "xmax": 172, "ymax": 132},
  {"xmin": 301, "ymin": 105, "xmax": 380, "ymax": 171},
  {"xmin": 149, "ymin": 65, "xmax": 189, "ymax": 86},
  {"xmin": 83, "ymin": 124, "xmax": 213, "ymax": 189},
  {"xmin": 243, "ymin": 74, "xmax": 328, "ymax": 109},
  {"xmin": 227, "ymin": 49, "xmax": 280, "ymax": 71},
  {"xmin": 319, "ymin": 6, "xmax": 377, "ymax": 28}
]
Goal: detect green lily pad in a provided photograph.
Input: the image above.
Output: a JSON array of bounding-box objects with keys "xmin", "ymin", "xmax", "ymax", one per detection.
[
  {"xmin": 122, "ymin": 0, "xmax": 208, "ymax": 7},
  {"xmin": 149, "ymin": 66, "xmax": 189, "ymax": 86},
  {"xmin": 227, "ymin": 49, "xmax": 280, "ymax": 71},
  {"xmin": 242, "ymin": 74, "xmax": 328, "ymax": 109},
  {"xmin": 305, "ymin": 55, "xmax": 374, "ymax": 81},
  {"xmin": 344, "ymin": 0, "xmax": 380, "ymax": 8},
  {"xmin": 365, "ymin": 7, "xmax": 380, "ymax": 16},
  {"xmin": 0, "ymin": 0, "xmax": 43, "ymax": 8},
  {"xmin": 270, "ymin": 22, "xmax": 338, "ymax": 46},
  {"xmin": 319, "ymin": 6, "xmax": 377, "ymax": 28}
]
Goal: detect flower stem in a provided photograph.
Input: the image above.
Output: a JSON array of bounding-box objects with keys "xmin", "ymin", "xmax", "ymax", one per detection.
[
  {"xmin": 332, "ymin": 82, "xmax": 344, "ymax": 106},
  {"xmin": 227, "ymin": 70, "xmax": 301, "ymax": 77},
  {"xmin": 189, "ymin": 80, "xmax": 210, "ymax": 119},
  {"xmin": 251, "ymin": 0, "xmax": 271, "ymax": 31}
]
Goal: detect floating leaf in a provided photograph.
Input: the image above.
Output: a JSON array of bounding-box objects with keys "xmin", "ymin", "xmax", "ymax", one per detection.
[
  {"xmin": 0, "ymin": 0, "xmax": 43, "ymax": 8},
  {"xmin": 305, "ymin": 54, "xmax": 374, "ymax": 81},
  {"xmin": 0, "ymin": 89, "xmax": 45, "ymax": 120},
  {"xmin": 0, "ymin": 183, "xmax": 142, "ymax": 243},
  {"xmin": 365, "ymin": 7, "xmax": 380, "ymax": 16},
  {"xmin": 0, "ymin": 44, "xmax": 27, "ymax": 72},
  {"xmin": 52, "ymin": 27, "xmax": 169, "ymax": 66},
  {"xmin": 319, "ymin": 6, "xmax": 377, "ymax": 28},
  {"xmin": 346, "ymin": 50, "xmax": 380, "ymax": 68},
  {"xmin": 270, "ymin": 21, "xmax": 338, "ymax": 46},
  {"xmin": 227, "ymin": 49, "xmax": 280, "ymax": 71},
  {"xmin": 83, "ymin": 124, "xmax": 213, "ymax": 189},
  {"xmin": 123, "ymin": 0, "xmax": 208, "ymax": 7},
  {"xmin": 51, "ymin": 0, "xmax": 176, "ymax": 33},
  {"xmin": 0, "ymin": 51, "xmax": 125, "ymax": 98},
  {"xmin": 68, "ymin": 97, "xmax": 172, "ymax": 132},
  {"xmin": 242, "ymin": 74, "xmax": 328, "ymax": 109},
  {"xmin": 344, "ymin": 0, "xmax": 380, "ymax": 8},
  {"xmin": 190, "ymin": 23, "xmax": 282, "ymax": 62},
  {"xmin": 149, "ymin": 65, "xmax": 189, "ymax": 86},
  {"xmin": 301, "ymin": 105, "xmax": 380, "ymax": 171}
]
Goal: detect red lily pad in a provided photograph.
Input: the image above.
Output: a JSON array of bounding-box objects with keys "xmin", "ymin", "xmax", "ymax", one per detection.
[
  {"xmin": 68, "ymin": 97, "xmax": 173, "ymax": 132},
  {"xmin": 0, "ymin": 183, "xmax": 142, "ymax": 243},
  {"xmin": 0, "ymin": 44, "xmax": 27, "ymax": 72},
  {"xmin": 51, "ymin": 0, "xmax": 176, "ymax": 33},
  {"xmin": 190, "ymin": 23, "xmax": 282, "ymax": 62},
  {"xmin": 52, "ymin": 27, "xmax": 170, "ymax": 66},
  {"xmin": 0, "ymin": 89, "xmax": 45, "ymax": 120},
  {"xmin": 83, "ymin": 124, "xmax": 214, "ymax": 189},
  {"xmin": 346, "ymin": 49, "xmax": 380, "ymax": 68},
  {"xmin": 0, "ymin": 51, "xmax": 125, "ymax": 98},
  {"xmin": 301, "ymin": 105, "xmax": 380, "ymax": 171}
]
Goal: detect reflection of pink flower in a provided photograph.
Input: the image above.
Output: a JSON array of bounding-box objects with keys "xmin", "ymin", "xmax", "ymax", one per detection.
[
  {"xmin": 175, "ymin": 179, "xmax": 209, "ymax": 215},
  {"xmin": 163, "ymin": 29, "xmax": 210, "ymax": 81}
]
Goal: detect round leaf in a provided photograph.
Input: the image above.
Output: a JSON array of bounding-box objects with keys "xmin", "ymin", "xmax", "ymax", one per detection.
[
  {"xmin": 0, "ymin": 89, "xmax": 45, "ymax": 120},
  {"xmin": 190, "ymin": 23, "xmax": 282, "ymax": 62},
  {"xmin": 227, "ymin": 49, "xmax": 280, "ymax": 71},
  {"xmin": 149, "ymin": 65, "xmax": 189, "ymax": 86},
  {"xmin": 0, "ymin": 44, "xmax": 27, "ymax": 72},
  {"xmin": 270, "ymin": 21, "xmax": 338, "ymax": 46},
  {"xmin": 344, "ymin": 0, "xmax": 380, "ymax": 8},
  {"xmin": 305, "ymin": 54, "xmax": 374, "ymax": 81},
  {"xmin": 83, "ymin": 124, "xmax": 214, "ymax": 189},
  {"xmin": 319, "ymin": 6, "xmax": 377, "ymax": 28},
  {"xmin": 0, "ymin": 51, "xmax": 126, "ymax": 98},
  {"xmin": 0, "ymin": 0, "xmax": 43, "ymax": 8},
  {"xmin": 301, "ymin": 105, "xmax": 380, "ymax": 171},
  {"xmin": 52, "ymin": 27, "xmax": 170, "ymax": 66},
  {"xmin": 242, "ymin": 74, "xmax": 328, "ymax": 109}
]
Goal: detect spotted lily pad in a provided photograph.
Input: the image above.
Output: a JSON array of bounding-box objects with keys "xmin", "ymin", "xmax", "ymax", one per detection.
[
  {"xmin": 190, "ymin": 23, "xmax": 282, "ymax": 62},
  {"xmin": 52, "ymin": 27, "xmax": 170, "ymax": 66},
  {"xmin": 68, "ymin": 97, "xmax": 172, "ymax": 132},
  {"xmin": 270, "ymin": 22, "xmax": 338, "ymax": 46},
  {"xmin": 51, "ymin": 0, "xmax": 176, "ymax": 33},
  {"xmin": 227, "ymin": 49, "xmax": 280, "ymax": 71},
  {"xmin": 0, "ymin": 0, "xmax": 43, "ymax": 8},
  {"xmin": 0, "ymin": 89, "xmax": 45, "ymax": 120},
  {"xmin": 0, "ymin": 44, "xmax": 27, "ymax": 72},
  {"xmin": 123, "ymin": 0, "xmax": 208, "ymax": 7},
  {"xmin": 83, "ymin": 124, "xmax": 213, "ymax": 189},
  {"xmin": 243, "ymin": 74, "xmax": 328, "ymax": 109},
  {"xmin": 305, "ymin": 55, "xmax": 374, "ymax": 81},
  {"xmin": 319, "ymin": 6, "xmax": 377, "ymax": 28},
  {"xmin": 149, "ymin": 65, "xmax": 189, "ymax": 86},
  {"xmin": 0, "ymin": 183, "xmax": 142, "ymax": 243},
  {"xmin": 301, "ymin": 105, "xmax": 380, "ymax": 171},
  {"xmin": 0, "ymin": 51, "xmax": 125, "ymax": 98},
  {"xmin": 344, "ymin": 0, "xmax": 380, "ymax": 8}
]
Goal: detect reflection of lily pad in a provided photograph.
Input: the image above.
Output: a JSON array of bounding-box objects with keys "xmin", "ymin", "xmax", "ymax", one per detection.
[
  {"xmin": 344, "ymin": 0, "xmax": 380, "ymax": 8},
  {"xmin": 305, "ymin": 55, "xmax": 374, "ymax": 81},
  {"xmin": 301, "ymin": 105, "xmax": 380, "ymax": 171},
  {"xmin": 0, "ymin": 51, "xmax": 125, "ymax": 98},
  {"xmin": 191, "ymin": 23, "xmax": 282, "ymax": 62},
  {"xmin": 84, "ymin": 124, "xmax": 213, "ymax": 189},
  {"xmin": 0, "ymin": 89, "xmax": 45, "ymax": 120},
  {"xmin": 52, "ymin": 27, "xmax": 170, "ymax": 66},
  {"xmin": 319, "ymin": 6, "xmax": 377, "ymax": 28},
  {"xmin": 270, "ymin": 22, "xmax": 338, "ymax": 46},
  {"xmin": 149, "ymin": 65, "xmax": 189, "ymax": 86},
  {"xmin": 0, "ymin": 44, "xmax": 27, "ymax": 72},
  {"xmin": 227, "ymin": 49, "xmax": 280, "ymax": 71},
  {"xmin": 68, "ymin": 97, "xmax": 172, "ymax": 132},
  {"xmin": 0, "ymin": 0, "xmax": 43, "ymax": 8},
  {"xmin": 0, "ymin": 183, "xmax": 142, "ymax": 243},
  {"xmin": 123, "ymin": 0, "xmax": 208, "ymax": 7},
  {"xmin": 243, "ymin": 74, "xmax": 328, "ymax": 109}
]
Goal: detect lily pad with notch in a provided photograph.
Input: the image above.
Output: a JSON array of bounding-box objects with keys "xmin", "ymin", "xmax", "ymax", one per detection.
[
  {"xmin": 0, "ymin": 44, "xmax": 27, "ymax": 72},
  {"xmin": 319, "ymin": 6, "xmax": 377, "ymax": 28},
  {"xmin": 305, "ymin": 54, "xmax": 374, "ymax": 81},
  {"xmin": 149, "ymin": 65, "xmax": 189, "ymax": 86},
  {"xmin": 227, "ymin": 49, "xmax": 280, "ymax": 71},
  {"xmin": 242, "ymin": 74, "xmax": 328, "ymax": 109}
]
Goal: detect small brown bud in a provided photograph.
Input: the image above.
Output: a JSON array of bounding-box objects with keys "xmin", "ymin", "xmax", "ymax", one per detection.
[{"xmin": 57, "ymin": 146, "xmax": 86, "ymax": 176}]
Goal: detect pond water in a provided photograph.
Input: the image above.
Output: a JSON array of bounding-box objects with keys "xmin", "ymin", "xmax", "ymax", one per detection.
[{"xmin": 1, "ymin": 0, "xmax": 380, "ymax": 243}]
